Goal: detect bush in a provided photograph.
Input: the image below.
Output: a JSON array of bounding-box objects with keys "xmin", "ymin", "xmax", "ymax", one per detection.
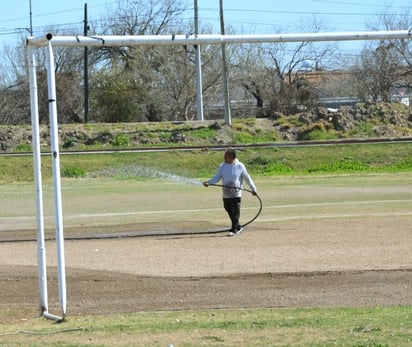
[
  {"xmin": 62, "ymin": 166, "xmax": 85, "ymax": 178},
  {"xmin": 15, "ymin": 143, "xmax": 32, "ymax": 152},
  {"xmin": 112, "ymin": 134, "xmax": 130, "ymax": 147}
]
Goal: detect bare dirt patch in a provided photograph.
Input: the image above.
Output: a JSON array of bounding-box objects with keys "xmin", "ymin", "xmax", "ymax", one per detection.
[{"xmin": 1, "ymin": 217, "xmax": 411, "ymax": 322}]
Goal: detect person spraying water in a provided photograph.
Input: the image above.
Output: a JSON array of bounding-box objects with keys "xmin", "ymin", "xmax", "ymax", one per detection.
[{"xmin": 203, "ymin": 148, "xmax": 259, "ymax": 236}]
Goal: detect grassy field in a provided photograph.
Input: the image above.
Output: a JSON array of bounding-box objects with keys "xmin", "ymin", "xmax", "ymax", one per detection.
[
  {"xmin": 2, "ymin": 173, "xmax": 411, "ymax": 239},
  {"xmin": 1, "ymin": 173, "xmax": 411, "ymax": 345},
  {"xmin": 1, "ymin": 142, "xmax": 412, "ymax": 183},
  {"xmin": 1, "ymin": 306, "xmax": 411, "ymax": 346},
  {"xmin": 1, "ymin": 143, "xmax": 411, "ymax": 346}
]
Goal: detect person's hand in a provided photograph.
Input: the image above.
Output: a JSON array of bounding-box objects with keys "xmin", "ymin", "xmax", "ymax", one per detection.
[
  {"xmin": 252, "ymin": 191, "xmax": 258, "ymax": 196},
  {"xmin": 203, "ymin": 182, "xmax": 209, "ymax": 187}
]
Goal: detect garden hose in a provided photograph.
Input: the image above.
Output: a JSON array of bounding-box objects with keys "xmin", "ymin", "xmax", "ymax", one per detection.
[{"xmin": 208, "ymin": 184, "xmax": 262, "ymax": 230}]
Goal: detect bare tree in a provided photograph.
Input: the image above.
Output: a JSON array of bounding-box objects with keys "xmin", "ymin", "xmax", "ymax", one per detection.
[
  {"xmin": 233, "ymin": 18, "xmax": 336, "ymax": 116},
  {"xmin": 0, "ymin": 41, "xmax": 31, "ymax": 124},
  {"xmin": 350, "ymin": 6, "xmax": 411, "ymax": 102},
  {"xmin": 89, "ymin": 0, "xmax": 228, "ymax": 122},
  {"xmin": 373, "ymin": 8, "xmax": 412, "ymax": 91},
  {"xmin": 93, "ymin": 0, "xmax": 186, "ymax": 66},
  {"xmin": 234, "ymin": 40, "xmax": 335, "ymax": 116},
  {"xmin": 351, "ymin": 42, "xmax": 401, "ymax": 102},
  {"xmin": 88, "ymin": 0, "xmax": 193, "ymax": 121},
  {"xmin": 0, "ymin": 27, "xmax": 84, "ymax": 125}
]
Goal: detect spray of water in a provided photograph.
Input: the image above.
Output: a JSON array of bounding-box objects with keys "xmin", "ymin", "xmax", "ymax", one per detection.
[{"xmin": 90, "ymin": 165, "xmax": 202, "ymax": 186}]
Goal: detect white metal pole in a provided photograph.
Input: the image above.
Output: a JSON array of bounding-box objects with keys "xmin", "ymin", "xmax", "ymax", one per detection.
[
  {"xmin": 27, "ymin": 44, "xmax": 49, "ymax": 316},
  {"xmin": 46, "ymin": 35, "xmax": 67, "ymax": 316},
  {"xmin": 194, "ymin": 0, "xmax": 204, "ymax": 121},
  {"xmin": 27, "ymin": 30, "xmax": 412, "ymax": 48},
  {"xmin": 195, "ymin": 47, "xmax": 204, "ymax": 121},
  {"xmin": 220, "ymin": 0, "xmax": 231, "ymax": 126}
]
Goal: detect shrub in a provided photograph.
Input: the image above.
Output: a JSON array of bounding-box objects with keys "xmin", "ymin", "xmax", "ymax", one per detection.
[
  {"xmin": 15, "ymin": 143, "xmax": 32, "ymax": 152},
  {"xmin": 113, "ymin": 134, "xmax": 130, "ymax": 147},
  {"xmin": 62, "ymin": 166, "xmax": 85, "ymax": 178}
]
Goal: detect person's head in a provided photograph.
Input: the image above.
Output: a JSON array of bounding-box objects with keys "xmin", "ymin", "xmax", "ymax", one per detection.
[{"xmin": 224, "ymin": 148, "xmax": 236, "ymax": 163}]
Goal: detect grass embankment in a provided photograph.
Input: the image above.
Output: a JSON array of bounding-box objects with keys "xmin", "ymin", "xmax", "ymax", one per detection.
[
  {"xmin": 1, "ymin": 142, "xmax": 411, "ymax": 183},
  {"xmin": 1, "ymin": 306, "xmax": 411, "ymax": 346}
]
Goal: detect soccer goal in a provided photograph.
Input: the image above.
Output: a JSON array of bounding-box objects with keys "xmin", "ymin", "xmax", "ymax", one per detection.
[{"xmin": 26, "ymin": 29, "xmax": 412, "ymax": 321}]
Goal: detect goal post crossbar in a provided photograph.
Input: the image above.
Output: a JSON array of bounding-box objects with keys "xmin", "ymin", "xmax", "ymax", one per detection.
[{"xmin": 27, "ymin": 29, "xmax": 412, "ymax": 48}]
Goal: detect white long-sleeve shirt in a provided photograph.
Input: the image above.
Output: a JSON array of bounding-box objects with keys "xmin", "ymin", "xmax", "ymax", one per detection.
[{"xmin": 208, "ymin": 159, "xmax": 257, "ymax": 198}]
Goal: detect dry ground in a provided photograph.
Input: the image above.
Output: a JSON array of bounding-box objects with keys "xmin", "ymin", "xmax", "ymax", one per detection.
[
  {"xmin": 0, "ymin": 217, "xmax": 411, "ymax": 322},
  {"xmin": 0, "ymin": 175, "xmax": 411, "ymax": 322}
]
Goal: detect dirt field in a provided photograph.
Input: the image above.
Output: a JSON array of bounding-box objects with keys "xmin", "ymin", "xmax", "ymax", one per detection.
[
  {"xmin": 1, "ymin": 175, "xmax": 411, "ymax": 323},
  {"xmin": 1, "ymin": 216, "xmax": 411, "ymax": 322}
]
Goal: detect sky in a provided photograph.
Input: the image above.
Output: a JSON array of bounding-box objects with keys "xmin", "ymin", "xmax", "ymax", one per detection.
[{"xmin": 1, "ymin": 0, "xmax": 411, "ymax": 51}]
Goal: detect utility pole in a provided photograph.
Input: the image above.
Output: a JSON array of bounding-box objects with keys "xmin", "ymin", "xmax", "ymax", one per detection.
[
  {"xmin": 29, "ymin": 0, "xmax": 33, "ymax": 35},
  {"xmin": 83, "ymin": 3, "xmax": 89, "ymax": 123},
  {"xmin": 194, "ymin": 0, "xmax": 204, "ymax": 121},
  {"xmin": 219, "ymin": 0, "xmax": 231, "ymax": 126}
]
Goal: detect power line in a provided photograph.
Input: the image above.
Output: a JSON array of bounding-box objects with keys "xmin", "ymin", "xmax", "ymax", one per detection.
[
  {"xmin": 0, "ymin": 1, "xmax": 119, "ymax": 27},
  {"xmin": 226, "ymin": 8, "xmax": 379, "ymax": 16},
  {"xmin": 309, "ymin": 0, "xmax": 411, "ymax": 10},
  {"xmin": 1, "ymin": 2, "xmax": 408, "ymax": 46}
]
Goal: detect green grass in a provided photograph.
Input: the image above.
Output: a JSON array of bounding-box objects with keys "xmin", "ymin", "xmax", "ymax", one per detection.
[
  {"xmin": 1, "ymin": 143, "xmax": 411, "ymax": 183},
  {"xmin": 1, "ymin": 306, "xmax": 411, "ymax": 346}
]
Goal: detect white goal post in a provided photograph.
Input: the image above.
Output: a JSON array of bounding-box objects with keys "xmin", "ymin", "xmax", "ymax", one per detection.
[{"xmin": 26, "ymin": 29, "xmax": 412, "ymax": 321}]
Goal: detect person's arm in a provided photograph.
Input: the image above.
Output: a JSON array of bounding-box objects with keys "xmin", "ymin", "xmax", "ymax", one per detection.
[
  {"xmin": 241, "ymin": 164, "xmax": 257, "ymax": 194},
  {"xmin": 203, "ymin": 163, "xmax": 223, "ymax": 187}
]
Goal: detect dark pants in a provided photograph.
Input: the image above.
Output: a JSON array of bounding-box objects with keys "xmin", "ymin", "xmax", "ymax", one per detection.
[{"xmin": 223, "ymin": 197, "xmax": 241, "ymax": 231}]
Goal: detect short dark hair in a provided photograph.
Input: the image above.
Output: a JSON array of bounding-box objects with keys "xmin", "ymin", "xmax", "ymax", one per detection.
[{"xmin": 225, "ymin": 148, "xmax": 236, "ymax": 159}]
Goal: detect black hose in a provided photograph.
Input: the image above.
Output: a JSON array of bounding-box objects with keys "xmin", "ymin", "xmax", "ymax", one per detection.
[{"xmin": 208, "ymin": 184, "xmax": 262, "ymax": 229}]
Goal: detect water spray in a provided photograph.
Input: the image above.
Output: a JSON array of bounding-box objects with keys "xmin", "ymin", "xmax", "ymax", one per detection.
[
  {"xmin": 91, "ymin": 165, "xmax": 261, "ymax": 234},
  {"xmin": 208, "ymin": 184, "xmax": 262, "ymax": 229},
  {"xmin": 91, "ymin": 165, "xmax": 203, "ymax": 186}
]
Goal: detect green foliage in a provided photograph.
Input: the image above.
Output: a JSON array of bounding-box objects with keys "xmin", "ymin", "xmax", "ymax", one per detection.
[
  {"xmin": 112, "ymin": 134, "xmax": 130, "ymax": 147},
  {"xmin": 62, "ymin": 165, "xmax": 85, "ymax": 178},
  {"xmin": 308, "ymin": 160, "xmax": 370, "ymax": 173},
  {"xmin": 208, "ymin": 121, "xmax": 223, "ymax": 130},
  {"xmin": 349, "ymin": 122, "xmax": 376, "ymax": 137},
  {"xmin": 230, "ymin": 118, "xmax": 279, "ymax": 143},
  {"xmin": 233, "ymin": 131, "xmax": 255, "ymax": 143},
  {"xmin": 282, "ymin": 115, "xmax": 305, "ymax": 127},
  {"xmin": 248, "ymin": 154, "xmax": 272, "ymax": 166},
  {"xmin": 90, "ymin": 65, "xmax": 145, "ymax": 122},
  {"xmin": 304, "ymin": 128, "xmax": 340, "ymax": 141},
  {"xmin": 15, "ymin": 142, "xmax": 32, "ymax": 152},
  {"xmin": 88, "ymin": 129, "xmax": 113, "ymax": 145},
  {"xmin": 266, "ymin": 161, "xmax": 294, "ymax": 174},
  {"xmin": 390, "ymin": 101, "xmax": 410, "ymax": 114},
  {"xmin": 1, "ymin": 143, "xmax": 412, "ymax": 183},
  {"xmin": 159, "ymin": 132, "xmax": 171, "ymax": 140},
  {"xmin": 246, "ymin": 153, "xmax": 293, "ymax": 174},
  {"xmin": 390, "ymin": 157, "xmax": 412, "ymax": 171},
  {"xmin": 299, "ymin": 121, "xmax": 338, "ymax": 141},
  {"xmin": 188, "ymin": 127, "xmax": 217, "ymax": 139},
  {"xmin": 62, "ymin": 138, "xmax": 76, "ymax": 149}
]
